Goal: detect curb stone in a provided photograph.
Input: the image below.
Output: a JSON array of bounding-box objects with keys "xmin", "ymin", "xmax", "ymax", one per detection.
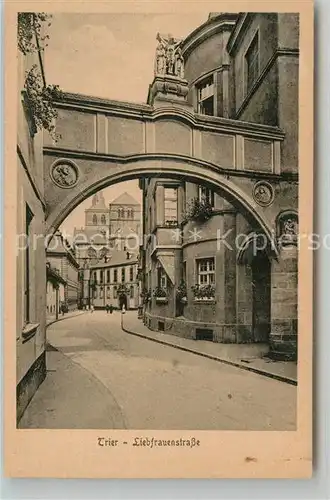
[{"xmin": 122, "ymin": 321, "xmax": 297, "ymax": 386}]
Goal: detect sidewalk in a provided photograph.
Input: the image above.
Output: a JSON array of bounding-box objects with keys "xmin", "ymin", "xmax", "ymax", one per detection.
[
  {"xmin": 18, "ymin": 344, "xmax": 126, "ymax": 429},
  {"xmin": 122, "ymin": 314, "xmax": 297, "ymax": 385},
  {"xmin": 46, "ymin": 309, "xmax": 86, "ymax": 327}
]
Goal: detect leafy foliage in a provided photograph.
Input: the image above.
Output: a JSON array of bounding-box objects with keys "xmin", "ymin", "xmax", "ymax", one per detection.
[
  {"xmin": 23, "ymin": 65, "xmax": 63, "ymax": 140},
  {"xmin": 18, "ymin": 12, "xmax": 52, "ymax": 55},
  {"xmin": 176, "ymin": 280, "xmax": 187, "ymax": 299},
  {"xmin": 183, "ymin": 197, "xmax": 214, "ymax": 223},
  {"xmin": 191, "ymin": 283, "xmax": 215, "ymax": 299}
]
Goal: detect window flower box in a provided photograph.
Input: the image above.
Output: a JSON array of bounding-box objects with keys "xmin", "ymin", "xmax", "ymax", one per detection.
[
  {"xmin": 153, "ymin": 286, "xmax": 168, "ymax": 304},
  {"xmin": 191, "ymin": 284, "xmax": 215, "ymax": 300},
  {"xmin": 155, "ymin": 297, "xmax": 168, "ymax": 304},
  {"xmin": 182, "ymin": 198, "xmax": 214, "ymax": 224}
]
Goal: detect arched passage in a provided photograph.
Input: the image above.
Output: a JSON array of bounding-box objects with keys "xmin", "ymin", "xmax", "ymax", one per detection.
[{"xmin": 44, "ymin": 155, "xmax": 278, "ymax": 256}]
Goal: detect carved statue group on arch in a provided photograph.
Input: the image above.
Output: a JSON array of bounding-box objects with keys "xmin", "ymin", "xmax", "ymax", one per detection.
[{"xmin": 155, "ymin": 33, "xmax": 185, "ymax": 79}]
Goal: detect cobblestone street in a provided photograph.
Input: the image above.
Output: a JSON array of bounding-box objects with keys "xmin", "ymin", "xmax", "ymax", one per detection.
[{"xmin": 19, "ymin": 311, "xmax": 297, "ymax": 430}]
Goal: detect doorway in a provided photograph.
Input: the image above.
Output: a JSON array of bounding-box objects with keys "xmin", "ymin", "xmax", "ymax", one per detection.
[{"xmin": 119, "ymin": 293, "xmax": 128, "ymax": 310}]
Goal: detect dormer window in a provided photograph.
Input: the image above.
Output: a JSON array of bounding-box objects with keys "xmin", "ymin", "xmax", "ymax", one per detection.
[{"xmin": 197, "ymin": 76, "xmax": 214, "ymax": 116}]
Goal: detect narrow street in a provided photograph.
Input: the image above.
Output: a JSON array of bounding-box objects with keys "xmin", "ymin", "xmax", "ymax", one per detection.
[{"xmin": 19, "ymin": 311, "xmax": 297, "ymax": 430}]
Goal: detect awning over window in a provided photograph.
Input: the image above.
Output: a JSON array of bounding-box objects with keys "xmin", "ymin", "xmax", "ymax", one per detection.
[{"xmin": 157, "ymin": 251, "xmax": 175, "ymax": 285}]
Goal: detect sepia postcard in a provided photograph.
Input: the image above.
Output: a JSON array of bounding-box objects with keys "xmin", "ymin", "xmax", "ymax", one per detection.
[{"xmin": 4, "ymin": 0, "xmax": 313, "ymax": 478}]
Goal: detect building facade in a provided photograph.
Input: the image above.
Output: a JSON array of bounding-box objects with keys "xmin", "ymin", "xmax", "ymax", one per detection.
[
  {"xmin": 46, "ymin": 263, "xmax": 66, "ymax": 320},
  {"xmin": 141, "ymin": 12, "xmax": 299, "ymax": 360},
  {"xmin": 75, "ymin": 192, "xmax": 142, "ymax": 309},
  {"xmin": 80, "ymin": 250, "xmax": 139, "ymax": 310},
  {"xmin": 16, "ymin": 20, "xmax": 48, "ymax": 422},
  {"xmin": 73, "ymin": 191, "xmax": 110, "ymax": 267},
  {"xmin": 46, "ymin": 232, "xmax": 80, "ymax": 312}
]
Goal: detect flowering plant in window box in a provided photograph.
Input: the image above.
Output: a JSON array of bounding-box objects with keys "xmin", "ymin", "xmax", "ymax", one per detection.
[
  {"xmin": 183, "ymin": 198, "xmax": 214, "ymax": 224},
  {"xmin": 176, "ymin": 280, "xmax": 187, "ymax": 303},
  {"xmin": 191, "ymin": 284, "xmax": 215, "ymax": 300},
  {"xmin": 153, "ymin": 287, "xmax": 168, "ymax": 303},
  {"xmin": 140, "ymin": 288, "xmax": 151, "ymax": 304}
]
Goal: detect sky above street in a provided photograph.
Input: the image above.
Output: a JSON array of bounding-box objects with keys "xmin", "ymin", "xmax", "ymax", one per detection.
[{"xmin": 50, "ymin": 12, "xmax": 208, "ymax": 236}]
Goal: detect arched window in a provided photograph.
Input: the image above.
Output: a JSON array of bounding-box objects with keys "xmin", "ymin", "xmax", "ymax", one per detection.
[
  {"xmin": 101, "ymin": 214, "xmax": 106, "ymax": 225},
  {"xmin": 92, "ymin": 214, "xmax": 98, "ymax": 225}
]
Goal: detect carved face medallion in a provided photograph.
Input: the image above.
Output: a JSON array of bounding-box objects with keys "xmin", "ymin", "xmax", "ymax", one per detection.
[
  {"xmin": 51, "ymin": 161, "xmax": 79, "ymax": 188},
  {"xmin": 252, "ymin": 181, "xmax": 274, "ymax": 207}
]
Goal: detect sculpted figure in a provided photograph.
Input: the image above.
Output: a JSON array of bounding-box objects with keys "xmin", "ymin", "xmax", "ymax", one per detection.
[
  {"xmin": 53, "ymin": 164, "xmax": 76, "ymax": 186},
  {"xmin": 283, "ymin": 218, "xmax": 297, "ymax": 235},
  {"xmin": 174, "ymin": 47, "xmax": 185, "ymax": 79},
  {"xmin": 155, "ymin": 33, "xmax": 183, "ymax": 77},
  {"xmin": 155, "ymin": 37, "xmax": 166, "ymax": 75}
]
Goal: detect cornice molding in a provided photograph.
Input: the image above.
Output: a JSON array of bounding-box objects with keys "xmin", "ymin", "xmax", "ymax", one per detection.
[
  {"xmin": 181, "ymin": 13, "xmax": 239, "ymax": 58},
  {"xmin": 43, "ymin": 148, "xmax": 298, "ymax": 182},
  {"xmin": 52, "ymin": 99, "xmax": 285, "ymax": 140}
]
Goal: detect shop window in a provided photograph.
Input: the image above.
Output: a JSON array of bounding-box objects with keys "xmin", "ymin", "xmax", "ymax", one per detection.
[
  {"xmin": 196, "ymin": 258, "xmax": 215, "ymax": 285},
  {"xmin": 245, "ymin": 32, "xmax": 259, "ymax": 93},
  {"xmin": 164, "ymin": 187, "xmax": 178, "ymax": 226},
  {"xmin": 197, "ymin": 76, "xmax": 214, "ymax": 116}
]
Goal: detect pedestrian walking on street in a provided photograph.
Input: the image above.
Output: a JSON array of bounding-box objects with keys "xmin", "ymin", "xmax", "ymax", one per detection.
[
  {"xmin": 60, "ymin": 302, "xmax": 65, "ymax": 316},
  {"xmin": 106, "ymin": 304, "xmax": 109, "ymax": 314},
  {"xmin": 90, "ymin": 304, "xmax": 94, "ymax": 313}
]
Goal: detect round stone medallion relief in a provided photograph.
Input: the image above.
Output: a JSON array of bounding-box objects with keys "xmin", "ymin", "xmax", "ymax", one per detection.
[
  {"xmin": 50, "ymin": 160, "xmax": 79, "ymax": 188},
  {"xmin": 252, "ymin": 181, "xmax": 274, "ymax": 207}
]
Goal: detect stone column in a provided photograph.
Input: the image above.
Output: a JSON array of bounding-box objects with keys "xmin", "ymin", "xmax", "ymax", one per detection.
[
  {"xmin": 270, "ymin": 245, "xmax": 298, "ymax": 360},
  {"xmin": 235, "ymin": 213, "xmax": 253, "ymax": 342},
  {"xmin": 155, "ymin": 185, "xmax": 165, "ymax": 226},
  {"xmin": 216, "ymin": 207, "xmax": 237, "ymax": 342}
]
